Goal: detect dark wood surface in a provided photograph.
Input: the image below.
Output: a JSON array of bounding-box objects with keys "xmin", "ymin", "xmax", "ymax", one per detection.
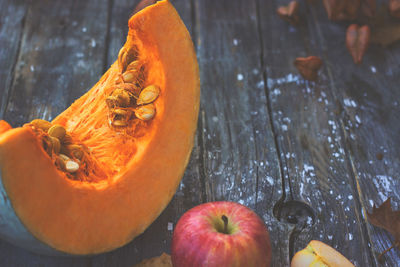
[{"xmin": 0, "ymin": 0, "xmax": 399, "ymax": 266}]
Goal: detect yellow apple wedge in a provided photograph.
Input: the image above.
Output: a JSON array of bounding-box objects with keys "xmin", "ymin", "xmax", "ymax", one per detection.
[{"xmin": 291, "ymin": 240, "xmax": 355, "ymax": 267}]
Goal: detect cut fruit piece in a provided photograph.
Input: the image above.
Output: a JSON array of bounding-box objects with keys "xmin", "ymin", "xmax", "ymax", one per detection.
[
  {"xmin": 0, "ymin": 120, "xmax": 11, "ymax": 134},
  {"xmin": 0, "ymin": 0, "xmax": 199, "ymax": 255},
  {"xmin": 291, "ymin": 240, "xmax": 355, "ymax": 267}
]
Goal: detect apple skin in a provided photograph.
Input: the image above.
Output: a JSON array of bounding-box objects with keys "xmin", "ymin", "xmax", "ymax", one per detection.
[{"xmin": 171, "ymin": 201, "xmax": 271, "ymax": 267}]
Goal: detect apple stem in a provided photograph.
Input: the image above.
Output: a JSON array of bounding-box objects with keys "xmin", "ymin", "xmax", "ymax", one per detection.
[{"xmin": 221, "ymin": 215, "xmax": 229, "ymax": 234}]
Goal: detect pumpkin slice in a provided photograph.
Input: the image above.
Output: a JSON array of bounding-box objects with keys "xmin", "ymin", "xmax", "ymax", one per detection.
[{"xmin": 0, "ymin": 0, "xmax": 199, "ymax": 255}]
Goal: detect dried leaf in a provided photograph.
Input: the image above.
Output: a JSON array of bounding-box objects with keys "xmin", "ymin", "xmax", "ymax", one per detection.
[
  {"xmin": 390, "ymin": 0, "xmax": 400, "ymax": 19},
  {"xmin": 294, "ymin": 56, "xmax": 323, "ymax": 81},
  {"xmin": 367, "ymin": 198, "xmax": 400, "ymax": 240},
  {"xmin": 367, "ymin": 198, "xmax": 400, "ymax": 257},
  {"xmin": 133, "ymin": 253, "xmax": 172, "ymax": 267},
  {"xmin": 371, "ymin": 24, "xmax": 400, "ymax": 47},
  {"xmin": 277, "ymin": 1, "xmax": 300, "ymax": 25},
  {"xmin": 346, "ymin": 24, "xmax": 370, "ymax": 64}
]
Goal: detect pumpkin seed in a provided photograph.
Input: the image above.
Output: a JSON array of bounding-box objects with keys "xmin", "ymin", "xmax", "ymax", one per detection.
[
  {"xmin": 63, "ymin": 133, "xmax": 73, "ymax": 145},
  {"xmin": 61, "ymin": 144, "xmax": 84, "ymax": 160},
  {"xmin": 59, "ymin": 153, "xmax": 70, "ymax": 161},
  {"xmin": 42, "ymin": 135, "xmax": 53, "ymax": 156},
  {"xmin": 135, "ymin": 103, "xmax": 155, "ymax": 121},
  {"xmin": 55, "ymin": 157, "xmax": 66, "ymax": 171},
  {"xmin": 136, "ymin": 66, "xmax": 147, "ymax": 86},
  {"xmin": 113, "ymin": 108, "xmax": 131, "ymax": 117},
  {"xmin": 118, "ymin": 47, "xmax": 127, "ymax": 72},
  {"xmin": 65, "ymin": 160, "xmax": 79, "ymax": 173},
  {"xmin": 126, "ymin": 60, "xmax": 140, "ymax": 72},
  {"xmin": 122, "ymin": 70, "xmax": 139, "ymax": 83},
  {"xmin": 71, "ymin": 148, "xmax": 84, "ymax": 160},
  {"xmin": 112, "ymin": 119, "xmax": 128, "ymax": 127},
  {"xmin": 50, "ymin": 136, "xmax": 61, "ymax": 154},
  {"xmin": 121, "ymin": 83, "xmax": 141, "ymax": 98},
  {"xmin": 115, "ymin": 90, "xmax": 131, "ymax": 107},
  {"xmin": 106, "ymin": 96, "xmax": 118, "ymax": 109},
  {"xmin": 107, "ymin": 91, "xmax": 130, "ymax": 108},
  {"xmin": 125, "ymin": 47, "xmax": 138, "ymax": 65},
  {"xmin": 48, "ymin": 125, "xmax": 66, "ymax": 140},
  {"xmin": 137, "ymin": 85, "xmax": 160, "ymax": 105},
  {"xmin": 31, "ymin": 119, "xmax": 52, "ymax": 132}
]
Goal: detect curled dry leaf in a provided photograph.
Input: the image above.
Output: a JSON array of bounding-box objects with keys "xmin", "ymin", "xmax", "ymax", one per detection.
[
  {"xmin": 323, "ymin": 0, "xmax": 360, "ymax": 21},
  {"xmin": 293, "ymin": 56, "xmax": 323, "ymax": 81},
  {"xmin": 367, "ymin": 198, "xmax": 400, "ymax": 258},
  {"xmin": 390, "ymin": 0, "xmax": 400, "ymax": 19},
  {"xmin": 346, "ymin": 24, "xmax": 370, "ymax": 64},
  {"xmin": 133, "ymin": 253, "xmax": 172, "ymax": 267},
  {"xmin": 277, "ymin": 1, "xmax": 300, "ymax": 25}
]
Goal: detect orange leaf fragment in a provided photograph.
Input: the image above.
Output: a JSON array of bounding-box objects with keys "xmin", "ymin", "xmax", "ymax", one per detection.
[
  {"xmin": 346, "ymin": 24, "xmax": 370, "ymax": 64},
  {"xmin": 294, "ymin": 56, "xmax": 323, "ymax": 81},
  {"xmin": 277, "ymin": 1, "xmax": 300, "ymax": 25}
]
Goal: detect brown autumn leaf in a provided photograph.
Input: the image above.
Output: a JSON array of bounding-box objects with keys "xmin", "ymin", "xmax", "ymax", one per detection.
[
  {"xmin": 389, "ymin": 0, "xmax": 400, "ymax": 19},
  {"xmin": 133, "ymin": 253, "xmax": 172, "ymax": 267},
  {"xmin": 346, "ymin": 24, "xmax": 370, "ymax": 64},
  {"xmin": 277, "ymin": 1, "xmax": 300, "ymax": 25},
  {"xmin": 294, "ymin": 56, "xmax": 323, "ymax": 81},
  {"xmin": 371, "ymin": 24, "xmax": 400, "ymax": 47},
  {"xmin": 367, "ymin": 198, "xmax": 400, "ymax": 239},
  {"xmin": 367, "ymin": 198, "xmax": 400, "ymax": 257}
]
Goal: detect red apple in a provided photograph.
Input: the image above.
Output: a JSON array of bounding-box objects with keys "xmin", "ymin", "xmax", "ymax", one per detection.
[{"xmin": 171, "ymin": 201, "xmax": 271, "ymax": 267}]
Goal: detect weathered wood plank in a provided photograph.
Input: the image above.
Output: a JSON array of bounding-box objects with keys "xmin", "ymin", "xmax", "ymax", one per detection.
[
  {"xmin": 258, "ymin": 0, "xmax": 377, "ymax": 265},
  {"xmin": 2, "ymin": 0, "xmax": 109, "ymax": 127},
  {"xmin": 195, "ymin": 0, "xmax": 289, "ymax": 265},
  {"xmin": 309, "ymin": 1, "xmax": 400, "ymax": 265},
  {"xmin": 105, "ymin": 0, "xmax": 134, "ymax": 68},
  {"xmin": 0, "ymin": 0, "xmax": 28, "ymax": 118},
  {"xmin": 1, "ymin": 0, "xmax": 398, "ymax": 266},
  {"xmin": 0, "ymin": 0, "xmax": 108, "ymax": 266}
]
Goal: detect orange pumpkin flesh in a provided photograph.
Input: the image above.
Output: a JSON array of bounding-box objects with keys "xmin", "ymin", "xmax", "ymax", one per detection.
[{"xmin": 0, "ymin": 0, "xmax": 199, "ymax": 255}]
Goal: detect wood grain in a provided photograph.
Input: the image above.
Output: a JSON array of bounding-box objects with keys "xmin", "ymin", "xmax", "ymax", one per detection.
[
  {"xmin": 0, "ymin": 0, "xmax": 398, "ymax": 266},
  {"xmin": 0, "ymin": 0, "xmax": 27, "ymax": 119},
  {"xmin": 0, "ymin": 0, "xmax": 107, "ymax": 266},
  {"xmin": 258, "ymin": 0, "xmax": 377, "ymax": 265},
  {"xmin": 195, "ymin": 0, "xmax": 289, "ymax": 265},
  {"xmin": 2, "ymin": 0, "xmax": 109, "ymax": 127},
  {"xmin": 309, "ymin": 1, "xmax": 400, "ymax": 265}
]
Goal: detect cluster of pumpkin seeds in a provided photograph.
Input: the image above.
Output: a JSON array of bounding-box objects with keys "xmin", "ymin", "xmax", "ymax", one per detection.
[
  {"xmin": 106, "ymin": 46, "xmax": 160, "ymax": 128},
  {"xmin": 28, "ymin": 119, "xmax": 87, "ymax": 175}
]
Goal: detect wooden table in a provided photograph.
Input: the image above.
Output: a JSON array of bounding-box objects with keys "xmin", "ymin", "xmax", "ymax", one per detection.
[{"xmin": 0, "ymin": 0, "xmax": 399, "ymax": 266}]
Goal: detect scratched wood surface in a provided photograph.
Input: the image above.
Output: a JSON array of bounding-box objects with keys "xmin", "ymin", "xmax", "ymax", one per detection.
[{"xmin": 0, "ymin": 0, "xmax": 399, "ymax": 266}]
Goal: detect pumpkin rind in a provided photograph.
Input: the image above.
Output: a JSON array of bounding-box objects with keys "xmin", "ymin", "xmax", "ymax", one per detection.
[
  {"xmin": 0, "ymin": 0, "xmax": 199, "ymax": 255},
  {"xmin": 0, "ymin": 155, "xmax": 61, "ymax": 255}
]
